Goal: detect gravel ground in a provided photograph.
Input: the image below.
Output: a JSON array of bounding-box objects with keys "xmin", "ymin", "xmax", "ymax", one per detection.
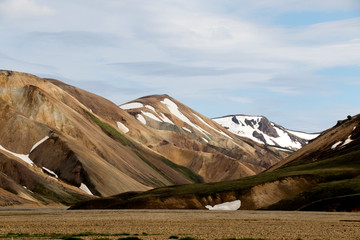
[{"xmin": 0, "ymin": 208, "xmax": 359, "ymax": 240}]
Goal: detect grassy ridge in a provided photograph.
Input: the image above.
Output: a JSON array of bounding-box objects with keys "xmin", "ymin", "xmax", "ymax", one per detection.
[
  {"xmin": 159, "ymin": 157, "xmax": 203, "ymax": 183},
  {"xmin": 102, "ymin": 145, "xmax": 360, "ymax": 207},
  {"xmin": 88, "ymin": 112, "xmax": 131, "ymax": 146}
]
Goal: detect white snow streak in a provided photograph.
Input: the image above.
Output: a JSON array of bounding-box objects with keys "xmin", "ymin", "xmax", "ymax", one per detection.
[
  {"xmin": 161, "ymin": 98, "xmax": 209, "ymax": 136},
  {"xmin": 79, "ymin": 183, "xmax": 93, "ymax": 195},
  {"xmin": 159, "ymin": 112, "xmax": 174, "ymax": 124},
  {"xmin": 341, "ymin": 135, "xmax": 353, "ymax": 147},
  {"xmin": 116, "ymin": 121, "xmax": 129, "ymax": 133},
  {"xmin": 30, "ymin": 136, "xmax": 49, "ymax": 152},
  {"xmin": 42, "ymin": 167, "xmax": 58, "ymax": 179},
  {"xmin": 142, "ymin": 111, "xmax": 162, "ymax": 122},
  {"xmin": 0, "ymin": 145, "xmax": 34, "ymax": 165},
  {"xmin": 331, "ymin": 141, "xmax": 343, "ymax": 150},
  {"xmin": 120, "ymin": 102, "xmax": 143, "ymax": 110},
  {"xmin": 202, "ymin": 137, "xmax": 209, "ymax": 143},
  {"xmin": 206, "ymin": 200, "xmax": 241, "ymax": 211},
  {"xmin": 182, "ymin": 127, "xmax": 192, "ymax": 133},
  {"xmin": 145, "ymin": 105, "xmax": 156, "ymax": 112},
  {"xmin": 0, "ymin": 136, "xmax": 49, "ymax": 166},
  {"xmin": 136, "ymin": 114, "xmax": 146, "ymax": 125}
]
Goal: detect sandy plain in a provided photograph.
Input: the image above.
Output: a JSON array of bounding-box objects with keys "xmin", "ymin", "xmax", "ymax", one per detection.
[{"xmin": 0, "ymin": 208, "xmax": 359, "ymax": 240}]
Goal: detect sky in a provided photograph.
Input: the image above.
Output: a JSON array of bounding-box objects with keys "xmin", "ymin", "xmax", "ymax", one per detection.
[{"xmin": 0, "ymin": 0, "xmax": 360, "ymax": 132}]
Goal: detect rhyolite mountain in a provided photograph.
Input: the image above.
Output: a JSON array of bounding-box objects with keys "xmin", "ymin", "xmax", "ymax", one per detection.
[
  {"xmin": 72, "ymin": 114, "xmax": 360, "ymax": 211},
  {"xmin": 118, "ymin": 95, "xmax": 290, "ymax": 182},
  {"xmin": 0, "ymin": 70, "xmax": 292, "ymax": 207},
  {"xmin": 213, "ymin": 115, "xmax": 319, "ymax": 151}
]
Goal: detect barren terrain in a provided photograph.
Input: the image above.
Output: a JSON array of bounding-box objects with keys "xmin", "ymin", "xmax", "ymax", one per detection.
[{"xmin": 0, "ymin": 208, "xmax": 359, "ymax": 240}]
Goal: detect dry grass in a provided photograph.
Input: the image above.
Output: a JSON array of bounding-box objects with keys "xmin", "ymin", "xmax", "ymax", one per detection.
[{"xmin": 0, "ymin": 208, "xmax": 359, "ymax": 240}]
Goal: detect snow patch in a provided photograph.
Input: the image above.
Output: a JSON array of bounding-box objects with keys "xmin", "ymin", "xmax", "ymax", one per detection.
[
  {"xmin": 0, "ymin": 145, "xmax": 34, "ymax": 166},
  {"xmin": 202, "ymin": 137, "xmax": 209, "ymax": 143},
  {"xmin": 331, "ymin": 141, "xmax": 342, "ymax": 150},
  {"xmin": 42, "ymin": 167, "xmax": 58, "ymax": 179},
  {"xmin": 341, "ymin": 135, "xmax": 353, "ymax": 147},
  {"xmin": 206, "ymin": 200, "xmax": 241, "ymax": 211},
  {"xmin": 161, "ymin": 98, "xmax": 209, "ymax": 135},
  {"xmin": 136, "ymin": 114, "xmax": 146, "ymax": 125},
  {"xmin": 182, "ymin": 127, "xmax": 192, "ymax": 133},
  {"xmin": 159, "ymin": 112, "xmax": 174, "ymax": 124},
  {"xmin": 30, "ymin": 136, "xmax": 49, "ymax": 152},
  {"xmin": 120, "ymin": 102, "xmax": 143, "ymax": 110},
  {"xmin": 142, "ymin": 111, "xmax": 162, "ymax": 122},
  {"xmin": 116, "ymin": 121, "xmax": 129, "ymax": 133},
  {"xmin": 79, "ymin": 183, "xmax": 93, "ymax": 195},
  {"xmin": 145, "ymin": 105, "xmax": 156, "ymax": 112}
]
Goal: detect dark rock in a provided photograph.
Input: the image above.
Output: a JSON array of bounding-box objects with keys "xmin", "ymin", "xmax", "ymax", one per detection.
[
  {"xmin": 231, "ymin": 116, "xmax": 239, "ymax": 124},
  {"xmin": 258, "ymin": 117, "xmax": 279, "ymax": 138},
  {"xmin": 253, "ymin": 131, "xmax": 266, "ymax": 144}
]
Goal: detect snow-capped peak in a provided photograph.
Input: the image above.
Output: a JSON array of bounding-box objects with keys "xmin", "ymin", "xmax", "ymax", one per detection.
[{"xmin": 213, "ymin": 115, "xmax": 319, "ymax": 151}]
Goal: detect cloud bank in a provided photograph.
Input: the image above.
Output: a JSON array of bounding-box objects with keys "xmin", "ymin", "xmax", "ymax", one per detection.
[{"xmin": 0, "ymin": 0, "xmax": 359, "ymax": 132}]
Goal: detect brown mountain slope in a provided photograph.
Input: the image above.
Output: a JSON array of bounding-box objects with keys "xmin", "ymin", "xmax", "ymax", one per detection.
[
  {"xmin": 268, "ymin": 114, "xmax": 360, "ymax": 171},
  {"xmin": 0, "ymin": 70, "xmax": 198, "ymax": 206},
  {"xmin": 119, "ymin": 95, "xmax": 286, "ymax": 182}
]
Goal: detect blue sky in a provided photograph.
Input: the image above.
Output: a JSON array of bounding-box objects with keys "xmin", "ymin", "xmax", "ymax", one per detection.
[{"xmin": 0, "ymin": 0, "xmax": 359, "ymax": 132}]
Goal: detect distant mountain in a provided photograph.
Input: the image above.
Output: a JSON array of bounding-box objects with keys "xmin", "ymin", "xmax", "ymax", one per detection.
[
  {"xmin": 119, "ymin": 95, "xmax": 286, "ymax": 182},
  {"xmin": 213, "ymin": 115, "xmax": 319, "ymax": 151},
  {"xmin": 73, "ymin": 114, "xmax": 360, "ymax": 211}
]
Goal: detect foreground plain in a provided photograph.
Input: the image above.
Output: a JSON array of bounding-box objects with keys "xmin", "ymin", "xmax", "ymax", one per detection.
[{"xmin": 0, "ymin": 209, "xmax": 359, "ymax": 240}]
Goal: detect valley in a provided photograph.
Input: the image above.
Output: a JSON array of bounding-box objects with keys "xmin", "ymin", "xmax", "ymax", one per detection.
[{"xmin": 0, "ymin": 208, "xmax": 359, "ymax": 240}]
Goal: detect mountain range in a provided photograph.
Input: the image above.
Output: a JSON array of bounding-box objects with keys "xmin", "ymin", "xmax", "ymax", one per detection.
[
  {"xmin": 0, "ymin": 70, "xmax": 298, "ymax": 207},
  {"xmin": 2, "ymin": 70, "xmax": 357, "ymax": 211}
]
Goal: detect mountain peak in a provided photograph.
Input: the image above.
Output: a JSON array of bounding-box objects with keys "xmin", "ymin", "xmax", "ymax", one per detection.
[{"xmin": 213, "ymin": 114, "xmax": 319, "ymax": 151}]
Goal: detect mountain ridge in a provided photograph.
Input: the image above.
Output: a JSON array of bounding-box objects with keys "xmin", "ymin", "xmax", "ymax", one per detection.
[{"xmin": 213, "ymin": 114, "xmax": 319, "ymax": 151}]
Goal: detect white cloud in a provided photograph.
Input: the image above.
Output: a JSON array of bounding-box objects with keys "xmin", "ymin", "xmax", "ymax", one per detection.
[
  {"xmin": 0, "ymin": 0, "xmax": 53, "ymax": 19},
  {"xmin": 0, "ymin": 0, "xmax": 359, "ymax": 132}
]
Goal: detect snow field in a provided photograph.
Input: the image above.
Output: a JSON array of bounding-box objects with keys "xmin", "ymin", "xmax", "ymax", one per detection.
[{"xmin": 213, "ymin": 115, "xmax": 313, "ymax": 150}]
